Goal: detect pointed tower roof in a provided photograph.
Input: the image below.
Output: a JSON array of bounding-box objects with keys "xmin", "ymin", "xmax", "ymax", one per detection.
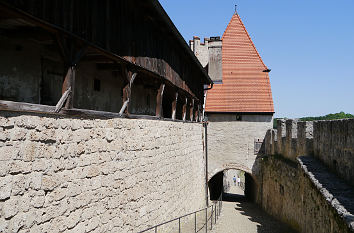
[{"xmin": 206, "ymin": 14, "xmax": 274, "ymax": 113}]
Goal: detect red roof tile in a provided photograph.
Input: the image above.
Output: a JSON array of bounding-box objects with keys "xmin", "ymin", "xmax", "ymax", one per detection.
[{"xmin": 206, "ymin": 14, "xmax": 274, "ymax": 113}]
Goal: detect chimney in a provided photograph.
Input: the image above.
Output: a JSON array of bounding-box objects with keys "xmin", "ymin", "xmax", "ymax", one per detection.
[{"xmin": 208, "ymin": 37, "xmax": 222, "ymax": 83}]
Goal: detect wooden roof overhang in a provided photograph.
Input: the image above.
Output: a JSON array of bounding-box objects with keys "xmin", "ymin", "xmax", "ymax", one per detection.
[
  {"xmin": 0, "ymin": 1, "xmax": 207, "ymax": 121},
  {"xmin": 0, "ymin": 0, "xmax": 212, "ymax": 101}
]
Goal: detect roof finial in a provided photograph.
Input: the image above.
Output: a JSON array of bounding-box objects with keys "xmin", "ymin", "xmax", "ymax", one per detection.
[{"xmin": 234, "ymin": 4, "xmax": 238, "ymax": 15}]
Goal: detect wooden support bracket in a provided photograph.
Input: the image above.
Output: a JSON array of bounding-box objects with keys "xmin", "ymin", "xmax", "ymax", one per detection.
[
  {"xmin": 182, "ymin": 97, "xmax": 188, "ymax": 121},
  {"xmin": 190, "ymin": 99, "xmax": 195, "ymax": 121},
  {"xmin": 119, "ymin": 72, "xmax": 137, "ymax": 115},
  {"xmin": 172, "ymin": 92, "xmax": 178, "ymax": 120},
  {"xmin": 156, "ymin": 83, "xmax": 165, "ymax": 118},
  {"xmin": 62, "ymin": 67, "xmax": 76, "ymax": 109},
  {"xmin": 55, "ymin": 87, "xmax": 71, "ymax": 113},
  {"xmin": 194, "ymin": 104, "xmax": 199, "ymax": 122}
]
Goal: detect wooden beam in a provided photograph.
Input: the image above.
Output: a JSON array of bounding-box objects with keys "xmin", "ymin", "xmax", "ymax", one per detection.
[
  {"xmin": 171, "ymin": 92, "xmax": 178, "ymax": 120},
  {"xmin": 55, "ymin": 87, "xmax": 71, "ymax": 113},
  {"xmin": 194, "ymin": 104, "xmax": 199, "ymax": 122},
  {"xmin": 0, "ymin": 100, "xmax": 56, "ymax": 113},
  {"xmin": 0, "ymin": 100, "xmax": 201, "ymax": 124},
  {"xmin": 189, "ymin": 99, "xmax": 195, "ymax": 122},
  {"xmin": 156, "ymin": 83, "xmax": 165, "ymax": 118},
  {"xmin": 119, "ymin": 72, "xmax": 137, "ymax": 115},
  {"xmin": 182, "ymin": 97, "xmax": 187, "ymax": 121},
  {"xmin": 62, "ymin": 67, "xmax": 75, "ymax": 109}
]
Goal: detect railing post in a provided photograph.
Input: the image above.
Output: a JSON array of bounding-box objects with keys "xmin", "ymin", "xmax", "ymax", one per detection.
[
  {"xmin": 205, "ymin": 208, "xmax": 208, "ymax": 233},
  {"xmin": 195, "ymin": 212, "xmax": 197, "ymax": 233},
  {"xmin": 211, "ymin": 205, "xmax": 213, "ymax": 230},
  {"xmin": 155, "ymin": 226, "xmax": 157, "ymax": 233},
  {"xmin": 215, "ymin": 203, "xmax": 217, "ymax": 222},
  {"xmin": 179, "ymin": 217, "xmax": 181, "ymax": 233}
]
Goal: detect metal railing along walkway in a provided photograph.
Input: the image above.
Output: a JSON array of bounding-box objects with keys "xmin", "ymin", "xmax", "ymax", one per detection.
[{"xmin": 139, "ymin": 193, "xmax": 223, "ymax": 233}]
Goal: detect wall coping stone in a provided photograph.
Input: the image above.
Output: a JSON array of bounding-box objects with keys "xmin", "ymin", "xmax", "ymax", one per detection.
[{"xmin": 298, "ymin": 156, "xmax": 354, "ymax": 231}]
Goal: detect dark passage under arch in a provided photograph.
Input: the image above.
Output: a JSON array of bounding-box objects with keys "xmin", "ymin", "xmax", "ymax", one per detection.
[{"xmin": 208, "ymin": 170, "xmax": 257, "ymax": 202}]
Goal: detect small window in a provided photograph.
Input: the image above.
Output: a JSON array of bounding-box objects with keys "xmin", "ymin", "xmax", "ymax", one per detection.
[{"xmin": 94, "ymin": 79, "xmax": 101, "ymax": 92}]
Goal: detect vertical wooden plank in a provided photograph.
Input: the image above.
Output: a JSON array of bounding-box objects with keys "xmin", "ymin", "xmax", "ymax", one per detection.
[
  {"xmin": 194, "ymin": 102, "xmax": 199, "ymax": 122},
  {"xmin": 182, "ymin": 97, "xmax": 187, "ymax": 121},
  {"xmin": 189, "ymin": 99, "xmax": 195, "ymax": 121},
  {"xmin": 120, "ymin": 67, "xmax": 137, "ymax": 115},
  {"xmin": 156, "ymin": 83, "xmax": 165, "ymax": 118},
  {"xmin": 62, "ymin": 66, "xmax": 75, "ymax": 109},
  {"xmin": 172, "ymin": 92, "xmax": 178, "ymax": 120}
]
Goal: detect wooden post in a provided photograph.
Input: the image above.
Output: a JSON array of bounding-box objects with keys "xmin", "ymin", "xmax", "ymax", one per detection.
[
  {"xmin": 189, "ymin": 99, "xmax": 195, "ymax": 122},
  {"xmin": 172, "ymin": 92, "xmax": 178, "ymax": 120},
  {"xmin": 182, "ymin": 97, "xmax": 187, "ymax": 121},
  {"xmin": 156, "ymin": 83, "xmax": 165, "ymax": 118},
  {"xmin": 119, "ymin": 70, "xmax": 137, "ymax": 115},
  {"xmin": 62, "ymin": 66, "xmax": 76, "ymax": 109},
  {"xmin": 194, "ymin": 103, "xmax": 199, "ymax": 122}
]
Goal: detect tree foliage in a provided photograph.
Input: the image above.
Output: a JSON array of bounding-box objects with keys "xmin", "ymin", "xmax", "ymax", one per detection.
[{"xmin": 273, "ymin": 112, "xmax": 354, "ymax": 129}]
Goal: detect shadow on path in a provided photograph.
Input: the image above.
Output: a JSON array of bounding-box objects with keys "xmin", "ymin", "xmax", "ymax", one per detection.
[{"xmin": 217, "ymin": 190, "xmax": 298, "ymax": 233}]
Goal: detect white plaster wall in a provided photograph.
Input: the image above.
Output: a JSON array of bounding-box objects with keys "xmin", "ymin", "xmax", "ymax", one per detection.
[{"xmin": 206, "ymin": 113, "xmax": 273, "ymax": 178}]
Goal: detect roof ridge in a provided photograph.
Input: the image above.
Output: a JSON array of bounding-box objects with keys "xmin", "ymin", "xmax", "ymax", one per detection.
[{"xmin": 234, "ymin": 14, "xmax": 267, "ymax": 70}]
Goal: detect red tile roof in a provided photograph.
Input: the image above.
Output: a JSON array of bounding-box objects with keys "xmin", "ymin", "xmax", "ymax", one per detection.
[{"xmin": 205, "ymin": 14, "xmax": 274, "ymax": 113}]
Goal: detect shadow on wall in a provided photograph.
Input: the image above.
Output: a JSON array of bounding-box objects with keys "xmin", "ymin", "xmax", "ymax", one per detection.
[{"xmin": 208, "ymin": 171, "xmax": 224, "ymax": 200}]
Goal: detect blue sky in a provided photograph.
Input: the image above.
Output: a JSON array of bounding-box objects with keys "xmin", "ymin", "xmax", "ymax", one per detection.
[{"xmin": 158, "ymin": 0, "xmax": 354, "ymax": 118}]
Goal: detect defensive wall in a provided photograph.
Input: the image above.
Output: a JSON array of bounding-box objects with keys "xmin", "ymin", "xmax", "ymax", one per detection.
[
  {"xmin": 255, "ymin": 119, "xmax": 354, "ymax": 233},
  {"xmin": 0, "ymin": 112, "xmax": 206, "ymax": 233}
]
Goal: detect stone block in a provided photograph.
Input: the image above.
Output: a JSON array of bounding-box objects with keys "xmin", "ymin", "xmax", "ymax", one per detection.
[
  {"xmin": 31, "ymin": 192, "xmax": 45, "ymax": 208},
  {"xmin": 29, "ymin": 172, "xmax": 42, "ymax": 190},
  {"xmin": 10, "ymin": 128, "xmax": 27, "ymax": 141},
  {"xmin": 8, "ymin": 212, "xmax": 25, "ymax": 232},
  {"xmin": 276, "ymin": 119, "xmax": 286, "ymax": 154},
  {"xmin": 3, "ymin": 197, "xmax": 19, "ymax": 219},
  {"xmin": 66, "ymin": 209, "xmax": 82, "ymax": 229},
  {"xmin": 0, "ymin": 176, "xmax": 13, "ymax": 200},
  {"xmin": 41, "ymin": 175, "xmax": 58, "ymax": 191},
  {"xmin": 11, "ymin": 174, "xmax": 27, "ymax": 196},
  {"xmin": 0, "ymin": 146, "xmax": 18, "ymax": 161}
]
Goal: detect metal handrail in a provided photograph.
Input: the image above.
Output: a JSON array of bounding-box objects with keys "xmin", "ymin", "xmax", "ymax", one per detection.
[{"xmin": 139, "ymin": 193, "xmax": 223, "ymax": 233}]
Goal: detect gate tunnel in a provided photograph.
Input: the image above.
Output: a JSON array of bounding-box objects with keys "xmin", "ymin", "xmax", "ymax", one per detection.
[{"xmin": 208, "ymin": 170, "xmax": 257, "ymax": 201}]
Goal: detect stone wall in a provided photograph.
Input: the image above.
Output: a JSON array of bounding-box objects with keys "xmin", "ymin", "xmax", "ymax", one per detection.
[
  {"xmin": 258, "ymin": 118, "xmax": 354, "ymax": 232},
  {"xmin": 257, "ymin": 155, "xmax": 353, "ymax": 233},
  {"xmin": 268, "ymin": 119, "xmax": 354, "ymax": 186},
  {"xmin": 0, "ymin": 111, "xmax": 206, "ymax": 233},
  {"xmin": 206, "ymin": 113, "xmax": 272, "ymax": 178}
]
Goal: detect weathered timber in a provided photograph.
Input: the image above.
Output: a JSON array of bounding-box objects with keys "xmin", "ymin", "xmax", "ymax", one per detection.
[
  {"xmin": 62, "ymin": 67, "xmax": 75, "ymax": 109},
  {"xmin": 182, "ymin": 97, "xmax": 187, "ymax": 122},
  {"xmin": 156, "ymin": 83, "xmax": 165, "ymax": 118},
  {"xmin": 119, "ymin": 72, "xmax": 137, "ymax": 115},
  {"xmin": 0, "ymin": 1, "xmax": 211, "ymax": 102},
  {"xmin": 172, "ymin": 92, "xmax": 178, "ymax": 120},
  {"xmin": 55, "ymin": 87, "xmax": 71, "ymax": 113},
  {"xmin": 194, "ymin": 104, "xmax": 199, "ymax": 122},
  {"xmin": 0, "ymin": 100, "xmax": 201, "ymax": 124},
  {"xmin": 189, "ymin": 99, "xmax": 194, "ymax": 122},
  {"xmin": 0, "ymin": 100, "xmax": 56, "ymax": 113}
]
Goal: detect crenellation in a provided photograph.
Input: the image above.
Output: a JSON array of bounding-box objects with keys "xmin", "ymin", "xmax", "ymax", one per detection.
[{"xmin": 266, "ymin": 119, "xmax": 354, "ymax": 187}]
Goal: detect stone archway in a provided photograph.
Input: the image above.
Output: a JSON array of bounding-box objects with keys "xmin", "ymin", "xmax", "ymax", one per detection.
[
  {"xmin": 207, "ymin": 163, "xmax": 259, "ymax": 201},
  {"xmin": 208, "ymin": 162, "xmax": 252, "ymax": 181}
]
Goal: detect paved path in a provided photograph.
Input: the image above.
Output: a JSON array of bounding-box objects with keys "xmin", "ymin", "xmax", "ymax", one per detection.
[{"xmin": 209, "ymin": 186, "xmax": 297, "ymax": 233}]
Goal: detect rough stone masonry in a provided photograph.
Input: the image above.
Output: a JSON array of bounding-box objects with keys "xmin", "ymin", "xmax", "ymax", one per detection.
[{"xmin": 0, "ymin": 112, "xmax": 206, "ymax": 233}]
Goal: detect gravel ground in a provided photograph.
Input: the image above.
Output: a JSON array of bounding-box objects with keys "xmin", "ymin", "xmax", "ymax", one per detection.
[{"xmin": 209, "ymin": 186, "xmax": 297, "ymax": 233}]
